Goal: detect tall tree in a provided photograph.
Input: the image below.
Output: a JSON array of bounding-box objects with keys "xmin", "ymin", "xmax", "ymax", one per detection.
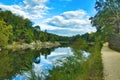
[{"xmin": 91, "ymin": 0, "xmax": 120, "ymax": 34}]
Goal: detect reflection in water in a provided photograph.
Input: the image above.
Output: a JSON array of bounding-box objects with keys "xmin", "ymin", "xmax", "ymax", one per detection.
[
  {"xmin": 0, "ymin": 47, "xmax": 90, "ymax": 80},
  {"xmin": 82, "ymin": 51, "xmax": 90, "ymax": 61},
  {"xmin": 12, "ymin": 47, "xmax": 73, "ymax": 80},
  {"xmin": 0, "ymin": 48, "xmax": 55, "ymax": 80},
  {"xmin": 0, "ymin": 49, "xmax": 34, "ymax": 80}
]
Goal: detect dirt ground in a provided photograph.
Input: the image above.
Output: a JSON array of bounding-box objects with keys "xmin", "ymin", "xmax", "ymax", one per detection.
[{"xmin": 101, "ymin": 43, "xmax": 120, "ymax": 80}]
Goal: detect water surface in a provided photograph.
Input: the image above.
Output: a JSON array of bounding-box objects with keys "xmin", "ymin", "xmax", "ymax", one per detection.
[{"xmin": 0, "ymin": 47, "xmax": 90, "ymax": 80}]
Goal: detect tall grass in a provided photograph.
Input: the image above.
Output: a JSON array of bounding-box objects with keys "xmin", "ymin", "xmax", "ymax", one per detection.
[{"xmin": 47, "ymin": 42, "xmax": 103, "ymax": 80}]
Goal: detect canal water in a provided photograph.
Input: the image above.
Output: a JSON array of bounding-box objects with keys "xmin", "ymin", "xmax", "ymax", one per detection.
[{"xmin": 0, "ymin": 47, "xmax": 90, "ymax": 80}]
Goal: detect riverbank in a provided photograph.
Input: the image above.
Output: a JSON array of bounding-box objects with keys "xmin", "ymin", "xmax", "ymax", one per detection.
[
  {"xmin": 47, "ymin": 43, "xmax": 103, "ymax": 80},
  {"xmin": 101, "ymin": 43, "xmax": 120, "ymax": 80},
  {"xmin": 2, "ymin": 41, "xmax": 60, "ymax": 50}
]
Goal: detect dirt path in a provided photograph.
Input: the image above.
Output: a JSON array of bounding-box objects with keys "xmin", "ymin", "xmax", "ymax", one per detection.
[{"xmin": 101, "ymin": 43, "xmax": 120, "ymax": 80}]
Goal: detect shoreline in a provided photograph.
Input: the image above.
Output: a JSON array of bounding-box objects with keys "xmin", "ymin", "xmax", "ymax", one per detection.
[{"xmin": 1, "ymin": 41, "xmax": 60, "ymax": 51}]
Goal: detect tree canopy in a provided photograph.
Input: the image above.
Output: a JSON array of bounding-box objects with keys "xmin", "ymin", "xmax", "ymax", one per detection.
[
  {"xmin": 0, "ymin": 20, "xmax": 12, "ymax": 47},
  {"xmin": 91, "ymin": 0, "xmax": 120, "ymax": 34}
]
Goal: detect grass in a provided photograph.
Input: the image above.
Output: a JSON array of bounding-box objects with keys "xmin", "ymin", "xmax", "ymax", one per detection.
[{"xmin": 46, "ymin": 42, "xmax": 103, "ymax": 80}]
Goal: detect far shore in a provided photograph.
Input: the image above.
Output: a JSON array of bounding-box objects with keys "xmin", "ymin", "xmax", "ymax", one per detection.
[{"xmin": 0, "ymin": 41, "xmax": 60, "ymax": 51}]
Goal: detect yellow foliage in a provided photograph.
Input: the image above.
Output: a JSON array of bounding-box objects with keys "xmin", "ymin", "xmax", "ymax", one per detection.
[{"xmin": 0, "ymin": 20, "xmax": 13, "ymax": 47}]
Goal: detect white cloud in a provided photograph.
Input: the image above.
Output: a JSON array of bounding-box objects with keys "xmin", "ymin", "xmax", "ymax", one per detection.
[
  {"xmin": 42, "ymin": 10, "xmax": 96, "ymax": 36},
  {"xmin": 0, "ymin": 1, "xmax": 96, "ymax": 36},
  {"xmin": 45, "ymin": 10, "xmax": 90, "ymax": 28},
  {"xmin": 0, "ymin": 0, "xmax": 49, "ymax": 19}
]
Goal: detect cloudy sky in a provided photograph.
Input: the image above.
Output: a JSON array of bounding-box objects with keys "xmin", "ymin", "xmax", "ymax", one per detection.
[{"xmin": 0, "ymin": 0, "xmax": 96, "ymax": 36}]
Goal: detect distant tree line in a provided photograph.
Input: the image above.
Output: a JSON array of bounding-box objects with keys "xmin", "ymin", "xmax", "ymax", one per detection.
[
  {"xmin": 0, "ymin": 9, "xmax": 72, "ymax": 47},
  {"xmin": 0, "ymin": 8, "xmax": 100, "ymax": 48}
]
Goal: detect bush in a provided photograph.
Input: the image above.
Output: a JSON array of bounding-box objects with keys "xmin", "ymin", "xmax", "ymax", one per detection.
[{"xmin": 108, "ymin": 34, "xmax": 120, "ymax": 51}]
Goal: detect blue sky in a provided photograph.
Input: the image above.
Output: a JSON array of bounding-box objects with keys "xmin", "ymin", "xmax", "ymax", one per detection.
[{"xmin": 0, "ymin": 0, "xmax": 96, "ymax": 36}]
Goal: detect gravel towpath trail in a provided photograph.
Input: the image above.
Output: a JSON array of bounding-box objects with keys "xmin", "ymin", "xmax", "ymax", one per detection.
[{"xmin": 101, "ymin": 43, "xmax": 120, "ymax": 80}]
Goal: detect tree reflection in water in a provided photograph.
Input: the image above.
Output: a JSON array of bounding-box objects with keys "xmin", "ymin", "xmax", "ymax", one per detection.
[{"xmin": 0, "ymin": 47, "xmax": 56, "ymax": 80}]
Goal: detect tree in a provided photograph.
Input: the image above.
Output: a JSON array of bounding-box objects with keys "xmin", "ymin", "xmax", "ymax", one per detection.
[
  {"xmin": 90, "ymin": 0, "xmax": 120, "ymax": 43},
  {"xmin": 34, "ymin": 25, "xmax": 41, "ymax": 31},
  {"xmin": 91, "ymin": 0, "xmax": 120, "ymax": 34},
  {"xmin": 0, "ymin": 20, "xmax": 13, "ymax": 47},
  {"xmin": 0, "ymin": 9, "xmax": 70, "ymax": 44}
]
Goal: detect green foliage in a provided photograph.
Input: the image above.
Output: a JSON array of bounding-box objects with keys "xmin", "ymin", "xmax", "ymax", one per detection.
[
  {"xmin": 0, "ymin": 20, "xmax": 13, "ymax": 47},
  {"xmin": 34, "ymin": 25, "xmax": 41, "ymax": 31},
  {"xmin": 87, "ymin": 43, "xmax": 103, "ymax": 79},
  {"xmin": 91, "ymin": 0, "xmax": 120, "ymax": 42},
  {"xmin": 0, "ymin": 9, "xmax": 70, "ymax": 44},
  {"xmin": 47, "ymin": 43, "xmax": 103, "ymax": 80},
  {"xmin": 24, "ymin": 29, "xmax": 34, "ymax": 43},
  {"xmin": 108, "ymin": 34, "xmax": 120, "ymax": 51},
  {"xmin": 0, "ymin": 47, "xmax": 57, "ymax": 80},
  {"xmin": 71, "ymin": 38, "xmax": 88, "ymax": 50},
  {"xmin": 0, "ymin": 33, "xmax": 8, "ymax": 47},
  {"xmin": 0, "ymin": 49, "xmax": 37, "ymax": 79},
  {"xmin": 0, "ymin": 10, "xmax": 34, "ymax": 42}
]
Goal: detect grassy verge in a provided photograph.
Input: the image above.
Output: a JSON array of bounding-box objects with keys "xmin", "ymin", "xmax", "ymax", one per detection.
[
  {"xmin": 85, "ymin": 43, "xmax": 103, "ymax": 80},
  {"xmin": 47, "ymin": 42, "xmax": 103, "ymax": 80}
]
